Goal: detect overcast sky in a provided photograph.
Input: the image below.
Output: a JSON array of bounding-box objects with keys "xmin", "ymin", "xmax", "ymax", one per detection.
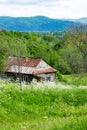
[{"xmin": 0, "ymin": 0, "xmax": 87, "ymax": 19}]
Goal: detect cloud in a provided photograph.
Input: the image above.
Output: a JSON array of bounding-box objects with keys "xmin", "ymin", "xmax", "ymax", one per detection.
[
  {"xmin": 0, "ymin": 0, "xmax": 87, "ymax": 19},
  {"xmin": 0, "ymin": 0, "xmax": 59, "ymax": 5},
  {"xmin": 0, "ymin": 0, "xmax": 37, "ymax": 5}
]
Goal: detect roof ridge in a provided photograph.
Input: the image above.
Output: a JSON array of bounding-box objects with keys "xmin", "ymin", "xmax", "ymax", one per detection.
[{"xmin": 8, "ymin": 56, "xmax": 42, "ymax": 60}]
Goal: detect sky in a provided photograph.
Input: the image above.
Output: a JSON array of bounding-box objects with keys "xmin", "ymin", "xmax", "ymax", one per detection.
[{"xmin": 0, "ymin": 0, "xmax": 87, "ymax": 19}]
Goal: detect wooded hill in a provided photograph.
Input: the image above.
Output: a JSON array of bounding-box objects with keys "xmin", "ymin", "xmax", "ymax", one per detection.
[
  {"xmin": 0, "ymin": 16, "xmax": 79, "ymax": 31},
  {"xmin": 0, "ymin": 27, "xmax": 87, "ymax": 74}
]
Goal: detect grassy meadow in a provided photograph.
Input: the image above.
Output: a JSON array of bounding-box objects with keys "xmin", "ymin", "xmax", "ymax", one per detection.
[{"xmin": 0, "ymin": 76, "xmax": 87, "ymax": 130}]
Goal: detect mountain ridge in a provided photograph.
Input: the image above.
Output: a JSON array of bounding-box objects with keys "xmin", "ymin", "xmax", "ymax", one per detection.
[{"xmin": 0, "ymin": 15, "xmax": 85, "ymax": 32}]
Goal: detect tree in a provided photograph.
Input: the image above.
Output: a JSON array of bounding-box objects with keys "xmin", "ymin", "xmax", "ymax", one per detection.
[{"xmin": 63, "ymin": 26, "xmax": 87, "ymax": 73}]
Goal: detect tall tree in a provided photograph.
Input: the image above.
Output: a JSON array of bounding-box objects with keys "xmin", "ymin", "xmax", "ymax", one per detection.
[{"xmin": 63, "ymin": 26, "xmax": 87, "ymax": 73}]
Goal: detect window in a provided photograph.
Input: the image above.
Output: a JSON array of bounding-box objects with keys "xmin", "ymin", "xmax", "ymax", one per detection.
[
  {"xmin": 23, "ymin": 75, "xmax": 28, "ymax": 82},
  {"xmin": 47, "ymin": 77, "xmax": 50, "ymax": 81}
]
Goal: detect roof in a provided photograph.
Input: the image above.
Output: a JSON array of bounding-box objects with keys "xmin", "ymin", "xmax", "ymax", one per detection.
[
  {"xmin": 33, "ymin": 68, "xmax": 57, "ymax": 75},
  {"xmin": 6, "ymin": 57, "xmax": 41, "ymax": 67},
  {"xmin": 6, "ymin": 57, "xmax": 57, "ymax": 75}
]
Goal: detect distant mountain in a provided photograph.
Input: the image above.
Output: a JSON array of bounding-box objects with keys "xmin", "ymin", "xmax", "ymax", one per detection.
[
  {"xmin": 0, "ymin": 16, "xmax": 81, "ymax": 32},
  {"xmin": 76, "ymin": 17, "xmax": 87, "ymax": 24}
]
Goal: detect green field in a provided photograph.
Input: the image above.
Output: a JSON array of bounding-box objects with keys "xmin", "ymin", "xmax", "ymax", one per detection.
[{"xmin": 0, "ymin": 79, "xmax": 87, "ymax": 130}]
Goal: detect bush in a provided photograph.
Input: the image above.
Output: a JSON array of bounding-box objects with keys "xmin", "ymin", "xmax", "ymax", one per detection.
[{"xmin": 56, "ymin": 72, "xmax": 67, "ymax": 83}]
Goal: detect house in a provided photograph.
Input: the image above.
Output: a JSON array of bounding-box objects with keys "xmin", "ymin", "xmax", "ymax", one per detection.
[{"xmin": 5, "ymin": 56, "xmax": 57, "ymax": 82}]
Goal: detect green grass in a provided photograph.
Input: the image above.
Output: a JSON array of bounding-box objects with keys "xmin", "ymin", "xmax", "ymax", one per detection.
[
  {"xmin": 0, "ymin": 80, "xmax": 87, "ymax": 129},
  {"xmin": 63, "ymin": 73, "xmax": 87, "ymax": 86}
]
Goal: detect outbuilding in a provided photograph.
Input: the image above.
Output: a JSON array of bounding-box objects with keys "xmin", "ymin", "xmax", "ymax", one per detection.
[{"xmin": 5, "ymin": 56, "xmax": 57, "ymax": 82}]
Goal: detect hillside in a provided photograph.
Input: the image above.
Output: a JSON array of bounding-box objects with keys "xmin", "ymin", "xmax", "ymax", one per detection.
[{"xmin": 0, "ymin": 16, "xmax": 78, "ymax": 31}]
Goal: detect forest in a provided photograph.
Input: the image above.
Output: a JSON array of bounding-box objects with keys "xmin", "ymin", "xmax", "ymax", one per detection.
[{"xmin": 0, "ymin": 26, "xmax": 87, "ymax": 75}]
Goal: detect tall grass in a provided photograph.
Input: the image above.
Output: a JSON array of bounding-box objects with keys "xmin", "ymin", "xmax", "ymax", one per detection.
[{"xmin": 0, "ymin": 80, "xmax": 87, "ymax": 129}]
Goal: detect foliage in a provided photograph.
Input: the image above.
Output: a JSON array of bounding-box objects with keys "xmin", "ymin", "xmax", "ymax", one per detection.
[
  {"xmin": 56, "ymin": 72, "xmax": 67, "ymax": 83},
  {"xmin": 0, "ymin": 27, "xmax": 87, "ymax": 74},
  {"xmin": 0, "ymin": 31, "xmax": 9, "ymax": 73},
  {"xmin": 63, "ymin": 73, "xmax": 87, "ymax": 86},
  {"xmin": 63, "ymin": 27, "xmax": 87, "ymax": 73}
]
